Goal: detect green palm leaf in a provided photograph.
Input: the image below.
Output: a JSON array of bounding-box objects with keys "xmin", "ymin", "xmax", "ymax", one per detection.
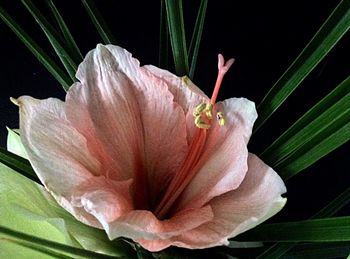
[
  {"xmin": 165, "ymin": 0, "xmax": 189, "ymax": 76},
  {"xmin": 21, "ymin": 0, "xmax": 78, "ymax": 83},
  {"xmin": 256, "ymin": 186, "xmax": 350, "ymax": 258},
  {"xmin": 0, "ymin": 5, "xmax": 72, "ymax": 90},
  {"xmin": 239, "ymin": 216, "xmax": 350, "ymax": 242},
  {"xmin": 81, "ymin": 0, "xmax": 116, "ymax": 45},
  {"xmin": 255, "ymin": 0, "xmax": 350, "ymax": 131},
  {"xmin": 260, "ymin": 75, "xmax": 350, "ymax": 179},
  {"xmin": 188, "ymin": 0, "xmax": 208, "ymax": 79},
  {"xmin": 47, "ymin": 0, "xmax": 83, "ymax": 62},
  {"xmin": 158, "ymin": 0, "xmax": 169, "ymax": 69},
  {"xmin": 262, "ymin": 74, "xmax": 350, "ymax": 166},
  {"xmin": 283, "ymin": 242, "xmax": 350, "ymax": 259}
]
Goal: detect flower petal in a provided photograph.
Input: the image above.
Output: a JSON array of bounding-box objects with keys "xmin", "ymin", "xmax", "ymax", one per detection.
[
  {"xmin": 16, "ymin": 96, "xmax": 104, "ymax": 226},
  {"xmin": 144, "ymin": 65, "xmax": 208, "ymax": 142},
  {"xmin": 175, "ymin": 98, "xmax": 258, "ymax": 211},
  {"xmin": 104, "ymin": 206, "xmax": 213, "ymax": 252},
  {"xmin": 169, "ymin": 153, "xmax": 286, "ymax": 249},
  {"xmin": 17, "ymin": 96, "xmax": 100, "ymax": 196},
  {"xmin": 70, "ymin": 176, "xmax": 134, "ymax": 228},
  {"xmin": 67, "ymin": 45, "xmax": 189, "ymax": 205}
]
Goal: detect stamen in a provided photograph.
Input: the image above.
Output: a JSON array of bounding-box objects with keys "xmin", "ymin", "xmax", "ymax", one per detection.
[
  {"xmin": 193, "ymin": 103, "xmax": 207, "ymax": 117},
  {"xmin": 155, "ymin": 54, "xmax": 235, "ymax": 219},
  {"xmin": 193, "ymin": 54, "xmax": 234, "ymax": 129},
  {"xmin": 217, "ymin": 112, "xmax": 225, "ymax": 126},
  {"xmin": 205, "ymin": 103, "xmax": 213, "ymax": 119},
  {"xmin": 194, "ymin": 116, "xmax": 211, "ymax": 129}
]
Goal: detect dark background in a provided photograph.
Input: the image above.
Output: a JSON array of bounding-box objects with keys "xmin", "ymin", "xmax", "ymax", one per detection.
[{"xmin": 0, "ymin": 1, "xmax": 349, "ymax": 220}]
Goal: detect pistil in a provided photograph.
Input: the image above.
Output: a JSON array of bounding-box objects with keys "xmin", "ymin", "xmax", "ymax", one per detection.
[{"xmin": 154, "ymin": 54, "xmax": 234, "ymax": 219}]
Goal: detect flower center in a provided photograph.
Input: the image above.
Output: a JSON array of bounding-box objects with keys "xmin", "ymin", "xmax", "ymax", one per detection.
[{"xmin": 154, "ymin": 54, "xmax": 234, "ymax": 219}]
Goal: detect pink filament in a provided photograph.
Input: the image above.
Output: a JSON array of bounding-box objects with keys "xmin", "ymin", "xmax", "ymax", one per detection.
[{"xmin": 154, "ymin": 54, "xmax": 234, "ymax": 219}]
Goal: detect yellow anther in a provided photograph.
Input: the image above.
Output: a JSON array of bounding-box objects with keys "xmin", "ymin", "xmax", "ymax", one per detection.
[
  {"xmin": 194, "ymin": 116, "xmax": 211, "ymax": 129},
  {"xmin": 204, "ymin": 103, "xmax": 213, "ymax": 120},
  {"xmin": 193, "ymin": 111, "xmax": 200, "ymax": 117},
  {"xmin": 193, "ymin": 103, "xmax": 207, "ymax": 117},
  {"xmin": 217, "ymin": 112, "xmax": 225, "ymax": 126}
]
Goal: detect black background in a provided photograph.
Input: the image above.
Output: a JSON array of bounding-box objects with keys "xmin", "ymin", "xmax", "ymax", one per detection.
[{"xmin": 0, "ymin": 0, "xmax": 349, "ymax": 221}]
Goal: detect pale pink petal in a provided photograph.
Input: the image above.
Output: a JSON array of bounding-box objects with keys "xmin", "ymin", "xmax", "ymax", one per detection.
[
  {"xmin": 167, "ymin": 153, "xmax": 286, "ymax": 249},
  {"xmin": 16, "ymin": 96, "xmax": 104, "ymax": 226},
  {"xmin": 67, "ymin": 45, "xmax": 189, "ymax": 205},
  {"xmin": 104, "ymin": 206, "xmax": 213, "ymax": 247},
  {"xmin": 143, "ymin": 65, "xmax": 208, "ymax": 110},
  {"xmin": 143, "ymin": 65, "xmax": 208, "ymax": 143},
  {"xmin": 17, "ymin": 96, "xmax": 100, "ymax": 196},
  {"xmin": 175, "ymin": 98, "xmax": 258, "ymax": 211},
  {"xmin": 69, "ymin": 176, "xmax": 134, "ymax": 228}
]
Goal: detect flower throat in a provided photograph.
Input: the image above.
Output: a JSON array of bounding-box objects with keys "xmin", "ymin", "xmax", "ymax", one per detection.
[{"xmin": 154, "ymin": 54, "xmax": 235, "ymax": 219}]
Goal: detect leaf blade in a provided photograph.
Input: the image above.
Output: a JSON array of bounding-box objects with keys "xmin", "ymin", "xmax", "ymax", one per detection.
[
  {"xmin": 81, "ymin": 0, "xmax": 116, "ymax": 44},
  {"xmin": 239, "ymin": 216, "xmax": 350, "ymax": 242},
  {"xmin": 256, "ymin": 186, "xmax": 350, "ymax": 258},
  {"xmin": 261, "ymin": 74, "xmax": 350, "ymax": 164},
  {"xmin": 47, "ymin": 0, "xmax": 83, "ymax": 62},
  {"xmin": 0, "ymin": 5, "xmax": 72, "ymax": 90},
  {"xmin": 165, "ymin": 0, "xmax": 189, "ymax": 76},
  {"xmin": 284, "ymin": 242, "xmax": 350, "ymax": 259},
  {"xmin": 279, "ymin": 120, "xmax": 350, "ymax": 179},
  {"xmin": 188, "ymin": 0, "xmax": 208, "ymax": 79},
  {"xmin": 0, "ymin": 147, "xmax": 38, "ymax": 183},
  {"xmin": 21, "ymin": 0, "xmax": 78, "ymax": 83},
  {"xmin": 0, "ymin": 226, "xmax": 118, "ymax": 259},
  {"xmin": 254, "ymin": 0, "xmax": 350, "ymax": 131},
  {"xmin": 0, "ymin": 162, "xmax": 132, "ymax": 258},
  {"xmin": 158, "ymin": 0, "xmax": 169, "ymax": 69}
]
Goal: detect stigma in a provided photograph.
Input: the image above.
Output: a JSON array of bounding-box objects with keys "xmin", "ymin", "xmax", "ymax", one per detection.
[{"xmin": 194, "ymin": 54, "xmax": 234, "ymax": 129}]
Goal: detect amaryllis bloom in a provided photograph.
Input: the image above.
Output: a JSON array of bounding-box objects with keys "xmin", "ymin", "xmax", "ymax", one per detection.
[{"xmin": 14, "ymin": 44, "xmax": 286, "ymax": 252}]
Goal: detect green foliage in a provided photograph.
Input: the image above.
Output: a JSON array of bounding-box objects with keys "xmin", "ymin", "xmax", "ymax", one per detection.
[
  {"xmin": 81, "ymin": 0, "xmax": 116, "ymax": 45},
  {"xmin": 261, "ymin": 75, "xmax": 350, "ymax": 179},
  {"xmin": 21, "ymin": 0, "xmax": 78, "ymax": 83},
  {"xmin": 0, "ymin": 162, "xmax": 133, "ymax": 258},
  {"xmin": 256, "ymin": 186, "xmax": 350, "ymax": 258},
  {"xmin": 0, "ymin": 0, "xmax": 349, "ymax": 258},
  {"xmin": 255, "ymin": 0, "xmax": 350, "ymax": 131},
  {"xmin": 48, "ymin": 0, "xmax": 83, "ymax": 62},
  {"xmin": 165, "ymin": 0, "xmax": 189, "ymax": 76},
  {"xmin": 188, "ymin": 0, "xmax": 208, "ymax": 79},
  {"xmin": 0, "ymin": 5, "xmax": 73, "ymax": 90},
  {"xmin": 240, "ymin": 216, "xmax": 350, "ymax": 242}
]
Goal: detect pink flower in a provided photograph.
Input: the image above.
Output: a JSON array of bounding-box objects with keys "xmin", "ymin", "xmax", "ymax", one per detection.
[{"xmin": 14, "ymin": 45, "xmax": 286, "ymax": 252}]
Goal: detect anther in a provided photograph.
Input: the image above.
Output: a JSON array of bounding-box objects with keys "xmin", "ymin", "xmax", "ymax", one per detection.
[
  {"xmin": 217, "ymin": 112, "xmax": 225, "ymax": 126},
  {"xmin": 194, "ymin": 116, "xmax": 211, "ymax": 129},
  {"xmin": 193, "ymin": 54, "xmax": 234, "ymax": 129},
  {"xmin": 193, "ymin": 103, "xmax": 207, "ymax": 116},
  {"xmin": 205, "ymin": 104, "xmax": 213, "ymax": 120}
]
